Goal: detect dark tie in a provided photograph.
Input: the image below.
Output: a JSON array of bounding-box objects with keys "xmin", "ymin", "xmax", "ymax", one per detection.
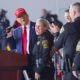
[{"xmin": 22, "ymin": 25, "xmax": 27, "ymax": 55}]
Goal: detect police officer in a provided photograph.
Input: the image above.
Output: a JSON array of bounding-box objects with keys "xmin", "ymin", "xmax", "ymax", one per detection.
[
  {"xmin": 32, "ymin": 18, "xmax": 54, "ymax": 80},
  {"xmin": 49, "ymin": 2, "xmax": 80, "ymax": 80}
]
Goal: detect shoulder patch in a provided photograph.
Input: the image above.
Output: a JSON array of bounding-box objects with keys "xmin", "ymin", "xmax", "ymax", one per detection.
[{"xmin": 42, "ymin": 40, "xmax": 49, "ymax": 48}]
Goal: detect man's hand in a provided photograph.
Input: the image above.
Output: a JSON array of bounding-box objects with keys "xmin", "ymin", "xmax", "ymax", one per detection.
[
  {"xmin": 7, "ymin": 29, "xmax": 13, "ymax": 38},
  {"xmin": 35, "ymin": 72, "xmax": 40, "ymax": 80}
]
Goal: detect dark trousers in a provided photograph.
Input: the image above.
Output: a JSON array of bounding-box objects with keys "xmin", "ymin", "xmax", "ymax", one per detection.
[
  {"xmin": 40, "ymin": 66, "xmax": 54, "ymax": 80},
  {"xmin": 63, "ymin": 54, "xmax": 76, "ymax": 80},
  {"xmin": 22, "ymin": 54, "xmax": 35, "ymax": 80},
  {"xmin": 63, "ymin": 72, "xmax": 78, "ymax": 80}
]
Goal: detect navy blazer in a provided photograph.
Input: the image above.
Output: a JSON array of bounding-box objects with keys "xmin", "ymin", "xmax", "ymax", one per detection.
[{"xmin": 13, "ymin": 21, "xmax": 37, "ymax": 54}]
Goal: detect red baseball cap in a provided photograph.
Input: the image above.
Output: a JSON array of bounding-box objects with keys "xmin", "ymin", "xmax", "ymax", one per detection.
[{"xmin": 15, "ymin": 8, "xmax": 27, "ymax": 18}]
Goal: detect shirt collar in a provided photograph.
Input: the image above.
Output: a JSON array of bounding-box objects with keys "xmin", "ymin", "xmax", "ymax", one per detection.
[{"xmin": 22, "ymin": 21, "xmax": 30, "ymax": 29}]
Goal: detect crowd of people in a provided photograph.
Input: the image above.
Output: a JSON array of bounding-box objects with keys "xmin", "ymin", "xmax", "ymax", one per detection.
[{"xmin": 0, "ymin": 2, "xmax": 80, "ymax": 80}]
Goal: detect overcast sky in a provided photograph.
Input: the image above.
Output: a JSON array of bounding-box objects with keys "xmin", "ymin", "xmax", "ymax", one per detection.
[{"xmin": 0, "ymin": 0, "xmax": 79, "ymax": 25}]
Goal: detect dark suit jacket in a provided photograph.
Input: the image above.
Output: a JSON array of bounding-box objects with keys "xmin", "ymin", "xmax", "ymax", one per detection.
[
  {"xmin": 13, "ymin": 21, "xmax": 37, "ymax": 54},
  {"xmin": 54, "ymin": 17, "xmax": 80, "ymax": 59}
]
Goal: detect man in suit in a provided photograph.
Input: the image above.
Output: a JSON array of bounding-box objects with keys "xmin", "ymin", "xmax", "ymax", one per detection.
[{"xmin": 8, "ymin": 8, "xmax": 37, "ymax": 80}]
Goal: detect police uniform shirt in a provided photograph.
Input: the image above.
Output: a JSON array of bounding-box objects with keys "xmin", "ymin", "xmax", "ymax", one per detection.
[{"xmin": 32, "ymin": 33, "xmax": 50, "ymax": 74}]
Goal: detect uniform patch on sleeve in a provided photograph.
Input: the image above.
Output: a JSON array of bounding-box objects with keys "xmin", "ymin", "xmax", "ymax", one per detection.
[{"xmin": 42, "ymin": 40, "xmax": 49, "ymax": 48}]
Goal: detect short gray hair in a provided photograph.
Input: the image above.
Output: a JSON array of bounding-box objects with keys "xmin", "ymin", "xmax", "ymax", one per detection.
[{"xmin": 70, "ymin": 2, "xmax": 80, "ymax": 12}]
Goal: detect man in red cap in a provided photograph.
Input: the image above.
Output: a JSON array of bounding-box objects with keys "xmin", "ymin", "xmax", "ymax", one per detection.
[
  {"xmin": 8, "ymin": 8, "xmax": 37, "ymax": 80},
  {"xmin": 15, "ymin": 8, "xmax": 29, "ymax": 26}
]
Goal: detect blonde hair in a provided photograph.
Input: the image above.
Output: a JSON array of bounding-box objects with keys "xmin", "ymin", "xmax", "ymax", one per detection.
[{"xmin": 36, "ymin": 18, "xmax": 49, "ymax": 29}]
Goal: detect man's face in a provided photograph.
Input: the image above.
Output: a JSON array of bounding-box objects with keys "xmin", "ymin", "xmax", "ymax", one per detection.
[
  {"xmin": 64, "ymin": 12, "xmax": 71, "ymax": 22},
  {"xmin": 16, "ymin": 13, "xmax": 29, "ymax": 25}
]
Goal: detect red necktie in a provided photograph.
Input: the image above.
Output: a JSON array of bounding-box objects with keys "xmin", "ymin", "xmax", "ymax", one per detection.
[
  {"xmin": 22, "ymin": 25, "xmax": 27, "ymax": 55},
  {"xmin": 22, "ymin": 25, "xmax": 28, "ymax": 65}
]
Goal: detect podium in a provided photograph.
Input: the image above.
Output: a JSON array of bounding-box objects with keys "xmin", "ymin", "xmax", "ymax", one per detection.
[{"xmin": 0, "ymin": 50, "xmax": 27, "ymax": 80}]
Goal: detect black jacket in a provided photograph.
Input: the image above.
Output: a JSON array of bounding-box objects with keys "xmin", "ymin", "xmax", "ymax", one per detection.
[
  {"xmin": 54, "ymin": 17, "xmax": 80, "ymax": 59},
  {"xmin": 32, "ymin": 32, "xmax": 51, "ymax": 74}
]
